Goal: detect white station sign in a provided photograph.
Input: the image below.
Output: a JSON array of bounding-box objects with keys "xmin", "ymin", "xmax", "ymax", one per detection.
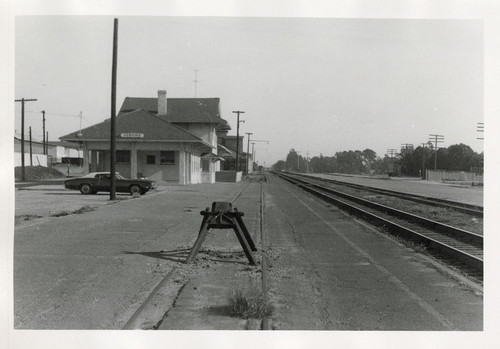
[{"xmin": 120, "ymin": 133, "xmax": 144, "ymax": 138}]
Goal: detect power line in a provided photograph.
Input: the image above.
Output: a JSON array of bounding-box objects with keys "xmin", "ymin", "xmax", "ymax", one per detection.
[
  {"xmin": 25, "ymin": 110, "xmax": 93, "ymax": 124},
  {"xmin": 25, "ymin": 110, "xmax": 79, "ymax": 117}
]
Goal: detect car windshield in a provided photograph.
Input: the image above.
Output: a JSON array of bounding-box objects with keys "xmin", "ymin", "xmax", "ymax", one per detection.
[{"xmin": 115, "ymin": 173, "xmax": 125, "ymax": 179}]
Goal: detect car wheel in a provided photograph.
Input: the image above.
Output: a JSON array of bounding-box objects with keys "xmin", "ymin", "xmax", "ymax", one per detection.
[
  {"xmin": 129, "ymin": 185, "xmax": 141, "ymax": 195},
  {"xmin": 80, "ymin": 183, "xmax": 92, "ymax": 195}
]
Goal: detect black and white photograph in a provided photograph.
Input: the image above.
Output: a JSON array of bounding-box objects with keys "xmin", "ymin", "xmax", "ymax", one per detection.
[{"xmin": 2, "ymin": 0, "xmax": 500, "ymax": 348}]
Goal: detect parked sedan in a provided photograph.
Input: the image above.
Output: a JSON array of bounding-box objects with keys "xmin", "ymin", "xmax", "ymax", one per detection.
[{"xmin": 64, "ymin": 172, "xmax": 156, "ymax": 195}]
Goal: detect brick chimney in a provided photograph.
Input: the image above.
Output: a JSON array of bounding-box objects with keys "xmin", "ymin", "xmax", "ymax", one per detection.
[{"xmin": 157, "ymin": 90, "xmax": 167, "ymax": 115}]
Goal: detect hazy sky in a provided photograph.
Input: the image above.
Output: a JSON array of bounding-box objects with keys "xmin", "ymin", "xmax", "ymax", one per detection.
[{"xmin": 14, "ymin": 16, "xmax": 483, "ymax": 165}]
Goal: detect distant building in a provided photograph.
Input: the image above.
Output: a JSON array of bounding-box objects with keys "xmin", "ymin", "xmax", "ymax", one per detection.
[
  {"xmin": 60, "ymin": 90, "xmax": 231, "ymax": 184},
  {"xmin": 218, "ymin": 135, "xmax": 252, "ymax": 173},
  {"xmin": 14, "ymin": 134, "xmax": 81, "ymax": 167}
]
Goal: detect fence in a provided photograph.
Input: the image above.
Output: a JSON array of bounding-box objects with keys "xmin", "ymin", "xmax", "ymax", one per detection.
[
  {"xmin": 14, "ymin": 152, "xmax": 47, "ymax": 167},
  {"xmin": 426, "ymin": 169, "xmax": 483, "ymax": 186}
]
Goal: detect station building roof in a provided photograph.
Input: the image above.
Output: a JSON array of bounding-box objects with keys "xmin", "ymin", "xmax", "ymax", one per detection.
[
  {"xmin": 119, "ymin": 97, "xmax": 230, "ymax": 128},
  {"xmin": 59, "ymin": 109, "xmax": 209, "ymax": 145}
]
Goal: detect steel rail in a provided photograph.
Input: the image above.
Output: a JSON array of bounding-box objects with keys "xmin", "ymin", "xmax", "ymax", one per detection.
[
  {"xmin": 276, "ymin": 172, "xmax": 483, "ymax": 274},
  {"xmin": 286, "ymin": 172, "xmax": 483, "ymax": 217},
  {"xmin": 259, "ymin": 174, "xmax": 270, "ymax": 330},
  {"xmin": 280, "ymin": 172, "xmax": 483, "ymax": 247},
  {"xmin": 121, "ymin": 181, "xmax": 253, "ymax": 329}
]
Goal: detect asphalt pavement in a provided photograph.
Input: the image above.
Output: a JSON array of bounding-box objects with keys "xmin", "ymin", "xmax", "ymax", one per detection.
[
  {"xmin": 13, "ymin": 173, "xmax": 483, "ymax": 331},
  {"xmin": 14, "ymin": 180, "xmax": 264, "ymax": 329}
]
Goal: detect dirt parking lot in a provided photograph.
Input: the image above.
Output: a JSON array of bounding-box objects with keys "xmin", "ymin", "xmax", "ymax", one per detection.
[{"xmin": 15, "ymin": 184, "xmax": 166, "ymax": 228}]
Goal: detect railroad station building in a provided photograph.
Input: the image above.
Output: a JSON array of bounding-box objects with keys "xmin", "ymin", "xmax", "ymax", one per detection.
[{"xmin": 60, "ymin": 90, "xmax": 231, "ymax": 184}]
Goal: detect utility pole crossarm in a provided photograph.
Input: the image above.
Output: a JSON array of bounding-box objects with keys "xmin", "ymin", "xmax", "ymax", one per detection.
[
  {"xmin": 386, "ymin": 149, "xmax": 398, "ymax": 158},
  {"xmin": 477, "ymin": 122, "xmax": 484, "ymax": 140},
  {"xmin": 428, "ymin": 134, "xmax": 445, "ymax": 170}
]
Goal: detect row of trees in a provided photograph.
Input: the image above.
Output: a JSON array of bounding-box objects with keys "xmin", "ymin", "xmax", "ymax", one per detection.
[
  {"xmin": 271, "ymin": 144, "xmax": 483, "ymax": 177},
  {"xmin": 398, "ymin": 143, "xmax": 483, "ymax": 176}
]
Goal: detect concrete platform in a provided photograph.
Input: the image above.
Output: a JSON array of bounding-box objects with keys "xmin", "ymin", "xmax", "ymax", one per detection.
[
  {"xmin": 13, "ymin": 172, "xmax": 483, "ymax": 331},
  {"xmin": 262, "ymin": 174, "xmax": 482, "ymax": 330},
  {"xmin": 306, "ymin": 172, "xmax": 484, "ymax": 207},
  {"xmin": 14, "ymin": 180, "xmax": 263, "ymax": 329}
]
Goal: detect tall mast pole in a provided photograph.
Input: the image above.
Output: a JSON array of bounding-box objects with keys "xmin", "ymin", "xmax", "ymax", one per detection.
[
  {"xmin": 29, "ymin": 126, "xmax": 33, "ymax": 166},
  {"xmin": 42, "ymin": 110, "xmax": 46, "ymax": 154},
  {"xmin": 110, "ymin": 18, "xmax": 119, "ymax": 200}
]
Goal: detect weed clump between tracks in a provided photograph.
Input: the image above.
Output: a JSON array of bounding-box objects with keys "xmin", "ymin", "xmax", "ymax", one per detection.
[{"xmin": 228, "ymin": 286, "xmax": 274, "ymax": 319}]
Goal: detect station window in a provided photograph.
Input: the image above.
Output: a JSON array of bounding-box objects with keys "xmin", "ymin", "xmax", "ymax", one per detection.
[
  {"xmin": 146, "ymin": 155, "xmax": 156, "ymax": 165},
  {"xmin": 201, "ymin": 159, "xmax": 210, "ymax": 172},
  {"xmin": 160, "ymin": 151, "xmax": 175, "ymax": 165},
  {"xmin": 116, "ymin": 150, "xmax": 130, "ymax": 163}
]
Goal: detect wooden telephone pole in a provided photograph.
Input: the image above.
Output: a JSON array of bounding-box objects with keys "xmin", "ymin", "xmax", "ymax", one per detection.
[
  {"xmin": 41, "ymin": 110, "xmax": 46, "ymax": 154},
  {"xmin": 110, "ymin": 18, "xmax": 119, "ymax": 200},
  {"xmin": 232, "ymin": 110, "xmax": 245, "ymax": 172},
  {"xmin": 15, "ymin": 97, "xmax": 37, "ymax": 181},
  {"xmin": 428, "ymin": 134, "xmax": 444, "ymax": 170},
  {"xmin": 245, "ymin": 132, "xmax": 253, "ymax": 175},
  {"xmin": 29, "ymin": 127, "xmax": 33, "ymax": 166}
]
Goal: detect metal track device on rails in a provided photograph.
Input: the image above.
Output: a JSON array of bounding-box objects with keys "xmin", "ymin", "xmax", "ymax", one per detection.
[{"xmin": 185, "ymin": 201, "xmax": 258, "ymax": 265}]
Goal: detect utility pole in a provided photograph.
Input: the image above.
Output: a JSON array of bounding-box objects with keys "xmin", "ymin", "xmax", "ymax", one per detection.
[
  {"xmin": 428, "ymin": 134, "xmax": 444, "ymax": 170},
  {"xmin": 194, "ymin": 69, "xmax": 199, "ymax": 97},
  {"xmin": 251, "ymin": 142, "xmax": 255, "ymax": 169},
  {"xmin": 420, "ymin": 143, "xmax": 427, "ymax": 179},
  {"xmin": 79, "ymin": 111, "xmax": 83, "ymax": 135},
  {"xmin": 386, "ymin": 149, "xmax": 398, "ymax": 158},
  {"xmin": 250, "ymin": 140, "xmax": 269, "ymax": 171},
  {"xmin": 477, "ymin": 122, "xmax": 484, "ymax": 140},
  {"xmin": 42, "ymin": 110, "xmax": 46, "ymax": 154},
  {"xmin": 232, "ymin": 111, "xmax": 245, "ymax": 172},
  {"xmin": 29, "ymin": 126, "xmax": 33, "ymax": 166},
  {"xmin": 296, "ymin": 151, "xmax": 302, "ymax": 171},
  {"xmin": 15, "ymin": 97, "xmax": 37, "ymax": 181},
  {"xmin": 400, "ymin": 143, "xmax": 413, "ymax": 155},
  {"xmin": 306, "ymin": 151, "xmax": 309, "ymax": 173},
  {"xmin": 110, "ymin": 18, "xmax": 119, "ymax": 200},
  {"xmin": 245, "ymin": 132, "xmax": 253, "ymax": 175}
]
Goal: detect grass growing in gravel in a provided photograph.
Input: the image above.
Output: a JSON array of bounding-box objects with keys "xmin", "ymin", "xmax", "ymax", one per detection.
[
  {"xmin": 51, "ymin": 205, "xmax": 95, "ymax": 217},
  {"xmin": 228, "ymin": 286, "xmax": 274, "ymax": 319},
  {"xmin": 361, "ymin": 194, "xmax": 483, "ymax": 235}
]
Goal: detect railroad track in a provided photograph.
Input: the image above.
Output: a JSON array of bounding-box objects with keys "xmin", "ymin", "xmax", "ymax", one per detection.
[
  {"xmin": 286, "ymin": 172, "xmax": 483, "ymax": 217},
  {"xmin": 122, "ymin": 174, "xmax": 268, "ymax": 329},
  {"xmin": 273, "ymin": 171, "xmax": 483, "ymax": 279}
]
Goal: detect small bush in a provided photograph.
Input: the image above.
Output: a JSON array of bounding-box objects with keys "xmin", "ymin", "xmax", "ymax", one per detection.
[{"xmin": 228, "ymin": 286, "xmax": 274, "ymax": 319}]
